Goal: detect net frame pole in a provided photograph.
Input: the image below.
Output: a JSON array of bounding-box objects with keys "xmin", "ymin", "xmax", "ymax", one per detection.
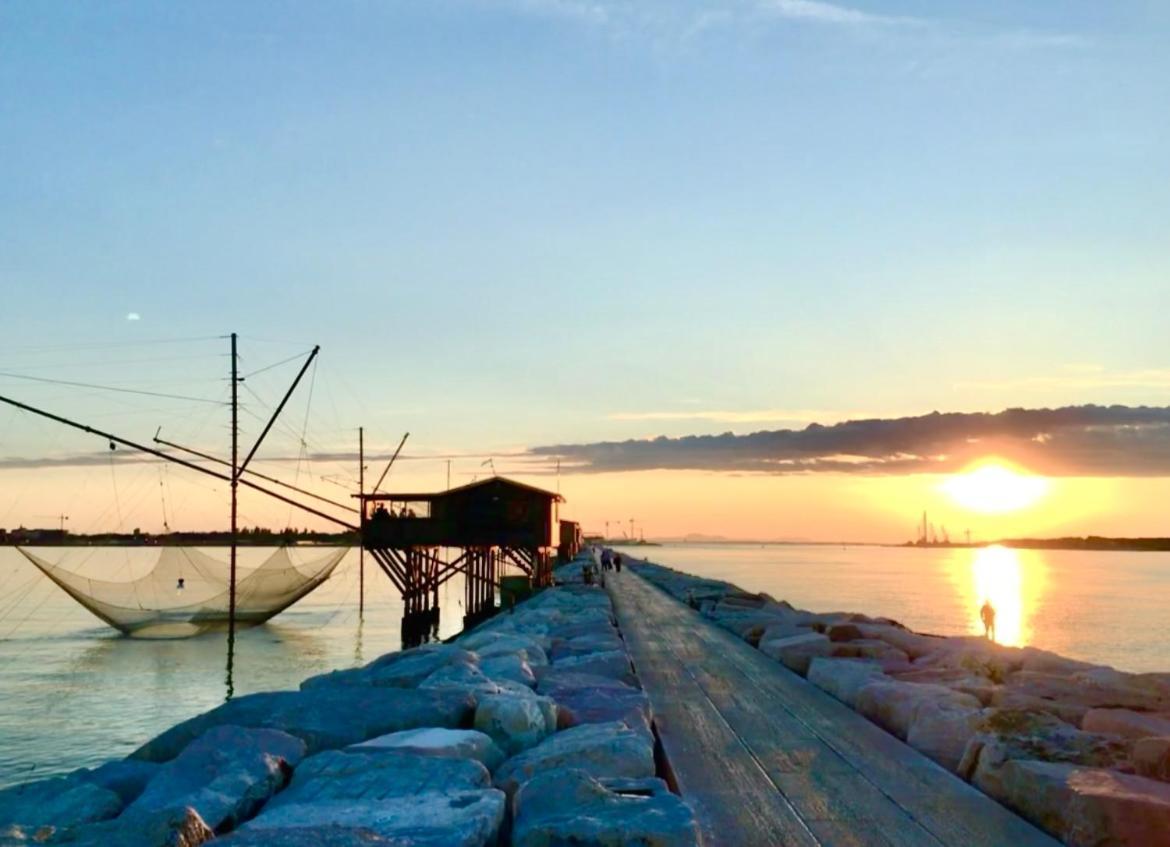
[
  {"xmin": 229, "ymin": 332, "xmax": 239, "ymax": 641},
  {"xmin": 358, "ymin": 425, "xmax": 365, "ymax": 617}
]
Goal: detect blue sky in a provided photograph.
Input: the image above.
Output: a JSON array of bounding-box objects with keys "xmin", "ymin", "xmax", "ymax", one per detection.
[{"xmin": 2, "ymin": 1, "xmax": 1169, "ymax": 536}]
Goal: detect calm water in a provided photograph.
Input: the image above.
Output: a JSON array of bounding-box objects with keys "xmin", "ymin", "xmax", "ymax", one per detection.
[
  {"xmin": 616, "ymin": 543, "xmax": 1170, "ymax": 676},
  {"xmin": 3, "ymin": 543, "xmax": 1167, "ymax": 790},
  {"xmin": 0, "ymin": 547, "xmax": 469, "ymax": 789}
]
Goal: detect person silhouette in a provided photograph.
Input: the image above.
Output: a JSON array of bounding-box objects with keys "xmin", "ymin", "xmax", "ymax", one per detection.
[{"xmin": 980, "ymin": 600, "xmax": 996, "ymax": 641}]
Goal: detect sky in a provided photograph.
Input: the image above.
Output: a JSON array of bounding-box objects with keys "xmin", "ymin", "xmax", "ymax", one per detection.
[{"xmin": 1, "ymin": 0, "xmax": 1168, "ymax": 542}]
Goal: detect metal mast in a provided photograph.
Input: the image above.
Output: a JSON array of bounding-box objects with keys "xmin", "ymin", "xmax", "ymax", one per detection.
[
  {"xmin": 358, "ymin": 426, "xmax": 365, "ymax": 617},
  {"xmin": 229, "ymin": 332, "xmax": 240, "ymax": 639}
]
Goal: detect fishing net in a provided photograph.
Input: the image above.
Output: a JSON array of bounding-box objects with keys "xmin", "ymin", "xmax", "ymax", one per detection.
[{"xmin": 16, "ymin": 546, "xmax": 346, "ymax": 638}]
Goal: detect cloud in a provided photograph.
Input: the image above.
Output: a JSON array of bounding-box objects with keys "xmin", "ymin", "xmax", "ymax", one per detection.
[
  {"xmin": 760, "ymin": 0, "xmax": 917, "ymax": 27},
  {"xmin": 126, "ymin": 312, "xmax": 141, "ymax": 321},
  {"xmin": 991, "ymin": 30, "xmax": 1093, "ymax": 50},
  {"xmin": 608, "ymin": 408, "xmax": 871, "ymax": 424},
  {"xmin": 531, "ymin": 405, "xmax": 1170, "ymax": 477},
  {"xmin": 957, "ymin": 368, "xmax": 1170, "ymax": 392}
]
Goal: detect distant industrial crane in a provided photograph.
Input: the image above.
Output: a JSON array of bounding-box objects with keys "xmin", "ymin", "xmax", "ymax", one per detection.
[{"xmin": 36, "ymin": 513, "xmax": 69, "ymax": 532}]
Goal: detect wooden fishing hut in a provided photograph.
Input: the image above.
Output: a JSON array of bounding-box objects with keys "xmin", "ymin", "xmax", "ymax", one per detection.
[
  {"xmin": 558, "ymin": 519, "xmax": 582, "ymax": 563},
  {"xmin": 358, "ymin": 476, "xmax": 563, "ymax": 640}
]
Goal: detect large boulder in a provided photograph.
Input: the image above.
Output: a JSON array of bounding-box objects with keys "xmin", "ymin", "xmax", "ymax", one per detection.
[
  {"xmin": 474, "ymin": 694, "xmax": 553, "ymax": 756},
  {"xmin": 829, "ymin": 639, "xmax": 910, "ymax": 667},
  {"xmin": 759, "ymin": 633, "xmax": 832, "ymax": 676},
  {"xmin": 241, "ymin": 791, "xmax": 505, "ymax": 847},
  {"xmin": 479, "ymin": 654, "xmax": 537, "ymax": 688},
  {"xmin": 991, "ymin": 670, "xmax": 1170, "ymax": 721},
  {"xmin": 856, "ymin": 624, "xmax": 944, "ymax": 661},
  {"xmin": 549, "ymin": 650, "xmax": 636, "ymax": 685},
  {"xmin": 126, "ymin": 725, "xmax": 305, "ymax": 831},
  {"xmin": 460, "ymin": 631, "xmax": 550, "ymax": 666},
  {"xmin": 889, "ymin": 667, "xmax": 1000, "ymax": 706},
  {"xmin": 45, "ymin": 805, "xmax": 215, "ymax": 847},
  {"xmin": 349, "ymin": 728, "xmax": 505, "ymax": 772},
  {"xmin": 960, "ymin": 709, "xmax": 1130, "ymax": 800},
  {"xmin": 854, "ymin": 680, "xmax": 980, "ymax": 741},
  {"xmin": 547, "ymin": 682, "xmax": 651, "ymax": 731},
  {"xmin": 0, "ymin": 776, "xmax": 121, "ymax": 830},
  {"xmin": 512, "ymin": 769, "xmax": 700, "ymax": 847},
  {"xmin": 301, "ymin": 645, "xmax": 479, "ymax": 691},
  {"xmin": 1064, "ymin": 769, "xmax": 1170, "ymax": 847},
  {"xmin": 1133, "ymin": 737, "xmax": 1170, "ymax": 782},
  {"xmin": 494, "ymin": 721, "xmax": 655, "ymax": 797},
  {"xmin": 548, "ymin": 633, "xmax": 625, "ymax": 662},
  {"xmin": 266, "ymin": 750, "xmax": 490, "ymax": 808},
  {"xmin": 905, "ymin": 702, "xmax": 986, "ymax": 774},
  {"xmin": 806, "ymin": 659, "xmax": 885, "ymax": 709},
  {"xmin": 419, "ymin": 662, "xmax": 503, "ymax": 698},
  {"xmin": 131, "ymin": 687, "xmax": 476, "ymax": 762},
  {"xmin": 71, "ymin": 759, "xmax": 160, "ymax": 805},
  {"xmin": 1082, "ymin": 709, "xmax": 1170, "ymax": 741}
]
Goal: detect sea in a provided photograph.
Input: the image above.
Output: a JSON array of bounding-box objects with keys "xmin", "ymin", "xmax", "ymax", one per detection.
[{"xmin": 1, "ymin": 542, "xmax": 1168, "ymax": 789}]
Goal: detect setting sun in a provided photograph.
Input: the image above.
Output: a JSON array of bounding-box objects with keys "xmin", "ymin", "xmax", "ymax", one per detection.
[{"xmin": 941, "ymin": 462, "xmax": 1050, "ymax": 514}]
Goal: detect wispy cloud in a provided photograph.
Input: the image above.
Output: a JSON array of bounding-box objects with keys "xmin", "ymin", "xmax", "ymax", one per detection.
[
  {"xmin": 759, "ymin": 0, "xmax": 918, "ymax": 27},
  {"xmin": 957, "ymin": 367, "xmax": 1170, "ymax": 393},
  {"xmin": 532, "ymin": 405, "xmax": 1170, "ymax": 477},
  {"xmin": 608, "ymin": 408, "xmax": 871, "ymax": 424},
  {"xmin": 991, "ymin": 30, "xmax": 1094, "ymax": 50}
]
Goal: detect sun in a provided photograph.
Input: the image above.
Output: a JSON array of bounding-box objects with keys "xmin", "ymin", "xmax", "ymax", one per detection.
[{"xmin": 941, "ymin": 461, "xmax": 1049, "ymax": 514}]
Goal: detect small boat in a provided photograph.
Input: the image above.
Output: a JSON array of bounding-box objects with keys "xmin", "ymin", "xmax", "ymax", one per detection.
[{"xmin": 18, "ymin": 546, "xmax": 346, "ymax": 638}]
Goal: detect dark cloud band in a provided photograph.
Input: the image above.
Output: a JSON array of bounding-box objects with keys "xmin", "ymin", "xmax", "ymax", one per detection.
[{"xmin": 530, "ymin": 405, "xmax": 1170, "ymax": 476}]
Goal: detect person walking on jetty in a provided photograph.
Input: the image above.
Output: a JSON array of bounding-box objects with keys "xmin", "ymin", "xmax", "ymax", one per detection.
[
  {"xmin": 613, "ymin": 553, "xmax": 622, "ymax": 573},
  {"xmin": 980, "ymin": 600, "xmax": 997, "ymax": 642},
  {"xmin": 601, "ymin": 549, "xmax": 613, "ymax": 572}
]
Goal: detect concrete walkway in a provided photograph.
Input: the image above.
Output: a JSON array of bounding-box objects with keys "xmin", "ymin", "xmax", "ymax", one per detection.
[{"xmin": 606, "ymin": 570, "xmax": 1059, "ymax": 847}]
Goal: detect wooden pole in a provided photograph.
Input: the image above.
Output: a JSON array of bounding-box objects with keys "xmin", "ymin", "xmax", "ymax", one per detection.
[
  {"xmin": 358, "ymin": 426, "xmax": 365, "ymax": 617},
  {"xmin": 229, "ymin": 332, "xmax": 239, "ymax": 640}
]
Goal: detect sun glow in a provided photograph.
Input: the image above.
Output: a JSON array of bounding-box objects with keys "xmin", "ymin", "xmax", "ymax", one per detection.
[{"xmin": 941, "ymin": 461, "xmax": 1049, "ymax": 514}]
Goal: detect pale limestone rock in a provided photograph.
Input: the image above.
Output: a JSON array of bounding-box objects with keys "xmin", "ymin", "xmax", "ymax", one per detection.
[
  {"xmin": 1133, "ymin": 737, "xmax": 1170, "ymax": 782},
  {"xmin": 1082, "ymin": 708, "xmax": 1170, "ymax": 741},
  {"xmin": 759, "ymin": 633, "xmax": 832, "ymax": 676},
  {"xmin": 1064, "ymin": 769, "xmax": 1170, "ymax": 847},
  {"xmin": 806, "ymin": 659, "xmax": 884, "ymax": 708},
  {"xmin": 906, "ymin": 702, "xmax": 986, "ymax": 774},
  {"xmin": 349, "ymin": 728, "xmax": 505, "ymax": 772},
  {"xmin": 854, "ymin": 680, "xmax": 980, "ymax": 741},
  {"xmin": 474, "ymin": 693, "xmax": 552, "ymax": 756}
]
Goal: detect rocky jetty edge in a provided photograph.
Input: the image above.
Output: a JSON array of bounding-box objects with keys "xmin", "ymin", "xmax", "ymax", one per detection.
[
  {"xmin": 0, "ymin": 553, "xmax": 701, "ymax": 847},
  {"xmin": 627, "ymin": 556, "xmax": 1170, "ymax": 847}
]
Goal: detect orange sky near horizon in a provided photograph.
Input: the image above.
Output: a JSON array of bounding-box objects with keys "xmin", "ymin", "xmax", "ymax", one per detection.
[{"xmin": 1, "ymin": 460, "xmax": 1163, "ymax": 544}]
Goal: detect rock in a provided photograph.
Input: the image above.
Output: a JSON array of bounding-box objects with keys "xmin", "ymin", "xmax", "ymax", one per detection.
[
  {"xmin": 302, "ymin": 645, "xmax": 478, "ymax": 691},
  {"xmin": 829, "ymin": 639, "xmax": 910, "ymax": 666},
  {"xmin": 758, "ymin": 622, "xmax": 808, "ymax": 645},
  {"xmin": 994, "ymin": 759, "xmax": 1077, "ymax": 838},
  {"xmin": 48, "ymin": 805, "xmax": 215, "ymax": 847},
  {"xmin": 479, "ymin": 654, "xmax": 537, "ymax": 688},
  {"xmin": 494, "ymin": 721, "xmax": 655, "ymax": 797},
  {"xmin": 419, "ymin": 662, "xmax": 503, "ymax": 697},
  {"xmin": 994, "ymin": 670, "xmax": 1170, "ymax": 718},
  {"xmin": 990, "ymin": 690, "xmax": 1092, "ymax": 727},
  {"xmin": 889, "ymin": 667, "xmax": 999, "ymax": 706},
  {"xmin": 807, "ymin": 659, "xmax": 885, "ymax": 708},
  {"xmin": 548, "ymin": 633, "xmax": 625, "ymax": 661},
  {"xmin": 243, "ymin": 792, "xmax": 505, "ymax": 847},
  {"xmin": 512, "ymin": 769, "xmax": 700, "ymax": 847},
  {"xmin": 961, "ymin": 709, "xmax": 1130, "ymax": 798},
  {"xmin": 474, "ymin": 694, "xmax": 552, "ymax": 755},
  {"xmin": 350, "ymin": 728, "xmax": 505, "ymax": 772},
  {"xmin": 267, "ymin": 750, "xmax": 490, "ymax": 808},
  {"xmin": 535, "ymin": 670, "xmax": 635, "ymax": 696},
  {"xmin": 131, "ymin": 687, "xmax": 476, "ymax": 762},
  {"xmin": 906, "ymin": 702, "xmax": 985, "ymax": 774},
  {"xmin": 856, "ymin": 624, "xmax": 944, "ymax": 661},
  {"xmin": 759, "ymin": 633, "xmax": 832, "ymax": 676},
  {"xmin": 72, "ymin": 759, "xmax": 160, "ymax": 805},
  {"xmin": 460, "ymin": 631, "xmax": 549, "ymax": 666},
  {"xmin": 1133, "ymin": 737, "xmax": 1170, "ymax": 782},
  {"xmin": 1082, "ymin": 709, "xmax": 1170, "ymax": 741},
  {"xmin": 549, "ymin": 683, "xmax": 651, "ymax": 731},
  {"xmin": 126, "ymin": 725, "xmax": 306, "ymax": 831},
  {"xmin": 549, "ymin": 650, "xmax": 636, "ymax": 685},
  {"xmin": 214, "ymin": 824, "xmax": 408, "ymax": 845},
  {"xmin": 854, "ymin": 680, "xmax": 980, "ymax": 741},
  {"xmin": 1064, "ymin": 768, "xmax": 1170, "ymax": 847},
  {"xmin": 826, "ymin": 624, "xmax": 865, "ymax": 643},
  {"xmin": 916, "ymin": 639, "xmax": 1024, "ymax": 683},
  {"xmin": 0, "ymin": 776, "xmax": 122, "ymax": 829}
]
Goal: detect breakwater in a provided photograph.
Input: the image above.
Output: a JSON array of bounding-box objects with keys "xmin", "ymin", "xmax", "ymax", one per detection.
[
  {"xmin": 0, "ymin": 553, "xmax": 700, "ymax": 846},
  {"xmin": 627, "ymin": 556, "xmax": 1170, "ymax": 846}
]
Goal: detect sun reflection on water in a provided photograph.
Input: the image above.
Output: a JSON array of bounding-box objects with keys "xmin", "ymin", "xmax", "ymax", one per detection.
[{"xmin": 964, "ymin": 545, "xmax": 1046, "ymax": 646}]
